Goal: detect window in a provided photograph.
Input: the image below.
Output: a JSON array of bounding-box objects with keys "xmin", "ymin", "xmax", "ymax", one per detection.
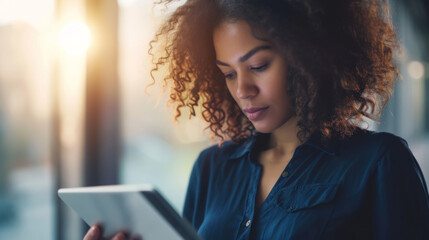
[{"xmin": 0, "ymin": 0, "xmax": 56, "ymax": 239}]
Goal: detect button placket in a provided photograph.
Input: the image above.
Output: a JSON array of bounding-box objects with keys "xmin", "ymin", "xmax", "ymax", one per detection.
[
  {"xmin": 246, "ymin": 163, "xmax": 261, "ymax": 216},
  {"xmin": 280, "ymin": 146, "xmax": 303, "ymax": 181},
  {"xmin": 242, "ymin": 154, "xmax": 260, "ymax": 235}
]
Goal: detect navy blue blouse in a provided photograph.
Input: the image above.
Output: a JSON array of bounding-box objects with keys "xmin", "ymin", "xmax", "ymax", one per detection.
[{"xmin": 183, "ymin": 130, "xmax": 429, "ymax": 239}]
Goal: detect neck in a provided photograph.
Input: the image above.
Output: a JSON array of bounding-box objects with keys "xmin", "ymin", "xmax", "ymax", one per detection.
[{"xmin": 269, "ymin": 116, "xmax": 303, "ymax": 156}]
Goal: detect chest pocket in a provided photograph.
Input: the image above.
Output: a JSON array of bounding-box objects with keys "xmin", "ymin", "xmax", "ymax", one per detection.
[{"xmin": 276, "ymin": 183, "xmax": 340, "ymax": 212}]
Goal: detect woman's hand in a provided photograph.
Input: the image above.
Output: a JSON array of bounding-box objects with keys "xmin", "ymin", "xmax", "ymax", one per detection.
[{"xmin": 83, "ymin": 225, "xmax": 142, "ymax": 240}]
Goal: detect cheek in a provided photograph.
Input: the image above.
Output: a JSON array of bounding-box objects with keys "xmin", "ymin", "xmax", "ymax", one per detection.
[
  {"xmin": 225, "ymin": 82, "xmax": 238, "ymax": 101},
  {"xmin": 274, "ymin": 69, "xmax": 289, "ymax": 96},
  {"xmin": 260, "ymin": 75, "xmax": 288, "ymax": 98}
]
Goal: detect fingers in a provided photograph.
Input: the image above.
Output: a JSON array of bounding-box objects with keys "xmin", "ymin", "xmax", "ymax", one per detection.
[
  {"xmin": 82, "ymin": 225, "xmax": 141, "ymax": 240},
  {"xmin": 83, "ymin": 225, "xmax": 100, "ymax": 240},
  {"xmin": 112, "ymin": 232, "xmax": 142, "ymax": 240},
  {"xmin": 111, "ymin": 232, "xmax": 126, "ymax": 240}
]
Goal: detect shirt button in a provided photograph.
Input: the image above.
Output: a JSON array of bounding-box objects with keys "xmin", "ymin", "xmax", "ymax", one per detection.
[
  {"xmin": 245, "ymin": 219, "xmax": 251, "ymax": 227},
  {"xmin": 282, "ymin": 171, "xmax": 289, "ymax": 177}
]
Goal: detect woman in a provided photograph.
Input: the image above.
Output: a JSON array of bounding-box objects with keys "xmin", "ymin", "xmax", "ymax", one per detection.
[{"xmin": 85, "ymin": 0, "xmax": 429, "ymax": 239}]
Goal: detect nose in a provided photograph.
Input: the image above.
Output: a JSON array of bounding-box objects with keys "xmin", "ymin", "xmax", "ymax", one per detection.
[{"xmin": 236, "ymin": 73, "xmax": 258, "ymax": 99}]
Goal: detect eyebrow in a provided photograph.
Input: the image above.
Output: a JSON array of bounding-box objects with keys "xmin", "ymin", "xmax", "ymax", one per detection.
[{"xmin": 216, "ymin": 45, "xmax": 272, "ymax": 66}]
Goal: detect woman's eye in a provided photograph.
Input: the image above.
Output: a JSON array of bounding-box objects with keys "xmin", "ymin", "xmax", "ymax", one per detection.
[
  {"xmin": 250, "ymin": 63, "xmax": 269, "ymax": 72},
  {"xmin": 224, "ymin": 72, "xmax": 236, "ymax": 80}
]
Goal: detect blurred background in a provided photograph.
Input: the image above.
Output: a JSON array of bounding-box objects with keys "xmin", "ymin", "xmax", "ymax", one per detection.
[{"xmin": 0, "ymin": 0, "xmax": 427, "ymax": 239}]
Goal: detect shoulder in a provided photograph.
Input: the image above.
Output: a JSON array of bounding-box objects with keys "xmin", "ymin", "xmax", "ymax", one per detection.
[
  {"xmin": 362, "ymin": 131, "xmax": 417, "ymax": 170},
  {"xmin": 348, "ymin": 130, "xmax": 406, "ymax": 148},
  {"xmin": 338, "ymin": 130, "xmax": 411, "ymax": 160},
  {"xmin": 329, "ymin": 130, "xmax": 418, "ymax": 179}
]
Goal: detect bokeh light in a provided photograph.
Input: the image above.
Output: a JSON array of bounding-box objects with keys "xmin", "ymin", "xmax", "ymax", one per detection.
[
  {"xmin": 408, "ymin": 61, "xmax": 425, "ymax": 79},
  {"xmin": 58, "ymin": 22, "xmax": 91, "ymax": 55}
]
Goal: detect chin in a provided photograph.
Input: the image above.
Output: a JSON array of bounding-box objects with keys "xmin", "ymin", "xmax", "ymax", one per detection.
[{"xmin": 252, "ymin": 122, "xmax": 277, "ymax": 134}]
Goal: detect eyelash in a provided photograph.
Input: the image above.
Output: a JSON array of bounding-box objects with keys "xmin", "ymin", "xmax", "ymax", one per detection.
[
  {"xmin": 224, "ymin": 73, "xmax": 235, "ymax": 80},
  {"xmin": 223, "ymin": 63, "xmax": 270, "ymax": 80},
  {"xmin": 250, "ymin": 63, "xmax": 269, "ymax": 72}
]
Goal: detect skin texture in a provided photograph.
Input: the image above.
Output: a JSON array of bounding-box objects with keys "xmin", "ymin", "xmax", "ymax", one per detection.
[
  {"xmin": 214, "ymin": 20, "xmax": 304, "ymax": 210},
  {"xmin": 213, "ymin": 20, "xmax": 293, "ymax": 134}
]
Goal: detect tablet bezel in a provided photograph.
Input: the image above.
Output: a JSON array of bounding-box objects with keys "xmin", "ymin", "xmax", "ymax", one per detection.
[{"xmin": 58, "ymin": 184, "xmax": 201, "ymax": 240}]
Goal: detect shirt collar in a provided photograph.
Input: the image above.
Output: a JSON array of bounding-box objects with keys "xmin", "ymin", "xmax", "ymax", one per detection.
[
  {"xmin": 225, "ymin": 130, "xmax": 338, "ymax": 161},
  {"xmin": 226, "ymin": 135, "xmax": 257, "ymax": 160},
  {"xmin": 303, "ymin": 131, "xmax": 337, "ymax": 156}
]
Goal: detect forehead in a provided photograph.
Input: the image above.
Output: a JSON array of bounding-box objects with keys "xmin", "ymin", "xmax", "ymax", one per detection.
[{"xmin": 213, "ymin": 20, "xmax": 269, "ymax": 61}]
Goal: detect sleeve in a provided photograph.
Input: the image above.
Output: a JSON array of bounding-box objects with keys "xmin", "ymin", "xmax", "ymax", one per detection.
[
  {"xmin": 372, "ymin": 137, "xmax": 429, "ymax": 239},
  {"xmin": 182, "ymin": 150, "xmax": 209, "ymax": 231}
]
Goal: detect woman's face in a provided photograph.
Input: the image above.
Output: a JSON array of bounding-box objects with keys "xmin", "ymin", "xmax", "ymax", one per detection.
[{"xmin": 213, "ymin": 20, "xmax": 293, "ymax": 133}]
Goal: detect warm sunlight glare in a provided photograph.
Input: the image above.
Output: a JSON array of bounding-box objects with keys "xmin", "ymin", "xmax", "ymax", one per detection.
[{"xmin": 58, "ymin": 22, "xmax": 91, "ymax": 55}]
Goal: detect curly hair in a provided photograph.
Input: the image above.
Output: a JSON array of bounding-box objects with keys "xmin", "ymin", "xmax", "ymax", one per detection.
[{"xmin": 149, "ymin": 0, "xmax": 399, "ymax": 143}]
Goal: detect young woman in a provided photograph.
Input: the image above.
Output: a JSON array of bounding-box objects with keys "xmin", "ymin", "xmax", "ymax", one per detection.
[{"xmin": 85, "ymin": 0, "xmax": 429, "ymax": 239}]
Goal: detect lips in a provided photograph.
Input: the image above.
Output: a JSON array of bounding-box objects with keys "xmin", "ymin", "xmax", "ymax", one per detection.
[{"xmin": 243, "ymin": 106, "xmax": 269, "ymax": 121}]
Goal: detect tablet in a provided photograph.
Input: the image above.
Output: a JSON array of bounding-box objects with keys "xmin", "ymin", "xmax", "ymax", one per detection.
[{"xmin": 58, "ymin": 184, "xmax": 201, "ymax": 240}]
